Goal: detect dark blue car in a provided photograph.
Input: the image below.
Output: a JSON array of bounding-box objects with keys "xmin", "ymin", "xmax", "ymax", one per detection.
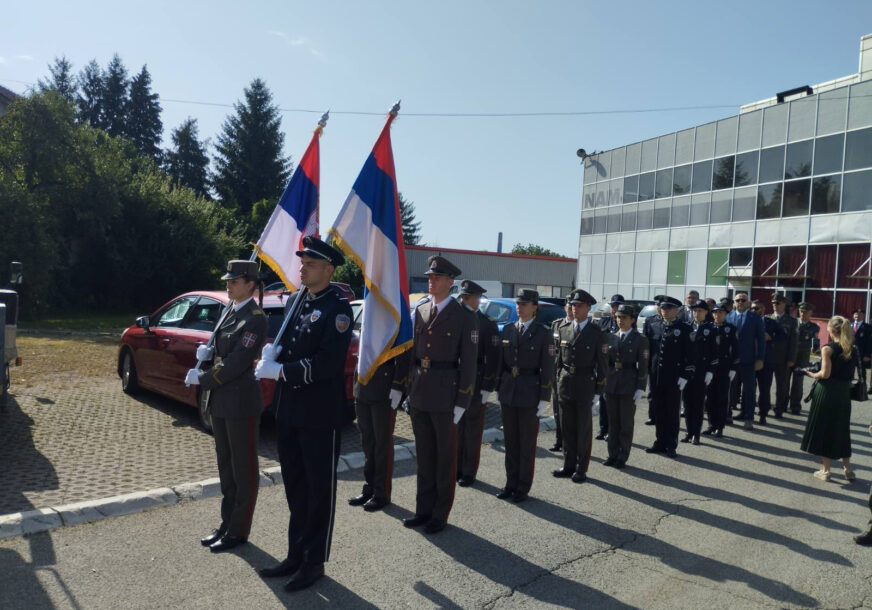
[{"xmin": 478, "ymin": 297, "xmax": 565, "ymax": 332}]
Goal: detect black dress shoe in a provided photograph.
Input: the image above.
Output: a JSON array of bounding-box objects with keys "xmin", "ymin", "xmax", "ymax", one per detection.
[
  {"xmin": 855, "ymin": 529, "xmax": 872, "ymax": 546},
  {"xmin": 348, "ymin": 491, "xmax": 373, "ymax": 506},
  {"xmin": 595, "ymin": 431, "xmax": 606, "ymax": 440},
  {"xmin": 603, "ymin": 457, "xmax": 617, "ymax": 466},
  {"xmin": 424, "ymin": 518, "xmax": 447, "ymax": 534},
  {"xmin": 773, "ymin": 411, "xmax": 783, "ymax": 419},
  {"xmin": 665, "ymin": 449, "xmax": 678, "ymax": 458},
  {"xmin": 457, "ymin": 475, "xmax": 475, "ymax": 487},
  {"xmin": 692, "ymin": 436, "xmax": 700, "ymax": 446},
  {"xmin": 790, "ymin": 409, "xmax": 801, "ymax": 415},
  {"xmin": 758, "ymin": 416, "xmax": 767, "ymax": 425},
  {"xmin": 209, "ymin": 534, "xmax": 247, "ymax": 553},
  {"xmin": 552, "ymin": 467, "xmax": 573, "ymax": 478},
  {"xmin": 259, "ymin": 557, "xmax": 302, "ymax": 578},
  {"xmin": 680, "ymin": 409, "xmax": 686, "ymax": 417},
  {"xmin": 284, "ymin": 563, "xmax": 325, "ymax": 592},
  {"xmin": 680, "ymin": 434, "xmax": 692, "ymax": 443},
  {"xmin": 645, "ymin": 445, "xmax": 663, "ymax": 454},
  {"xmin": 701, "ymin": 427, "xmax": 715, "ymax": 436},
  {"xmin": 614, "ymin": 460, "xmax": 626, "ymax": 469},
  {"xmin": 644, "ymin": 418, "xmax": 655, "ymax": 425},
  {"xmin": 496, "ymin": 488, "xmax": 514, "ymax": 499},
  {"xmin": 571, "ymin": 472, "xmax": 587, "ymax": 483},
  {"xmin": 363, "ymin": 497, "xmax": 388, "ymax": 512},
  {"xmin": 511, "ymin": 491, "xmax": 528, "ymax": 503},
  {"xmin": 403, "ymin": 514, "xmax": 430, "ymax": 528},
  {"xmin": 200, "ymin": 528, "xmax": 226, "ymax": 547},
  {"xmin": 714, "ymin": 428, "xmax": 723, "ymax": 438},
  {"xmin": 549, "ymin": 443, "xmax": 563, "ymax": 452}
]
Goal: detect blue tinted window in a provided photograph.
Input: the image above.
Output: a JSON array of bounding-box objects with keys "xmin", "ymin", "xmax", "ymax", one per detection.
[
  {"xmin": 691, "ymin": 160, "xmax": 712, "ymax": 193},
  {"xmin": 638, "ymin": 172, "xmax": 655, "ymax": 201},
  {"xmin": 756, "ymin": 183, "xmax": 782, "ymax": 219},
  {"xmin": 845, "ymin": 127, "xmax": 872, "ymax": 171},
  {"xmin": 842, "ymin": 169, "xmax": 872, "ymax": 212},
  {"xmin": 759, "ymin": 146, "xmax": 784, "ymax": 183},
  {"xmin": 734, "ymin": 151, "xmax": 758, "ymax": 186},
  {"xmin": 811, "ymin": 176, "xmax": 841, "ymax": 214},
  {"xmin": 782, "ymin": 179, "xmax": 810, "ymax": 216},
  {"xmin": 814, "ymin": 134, "xmax": 844, "ymax": 175},
  {"xmin": 712, "ymin": 156, "xmax": 735, "ymax": 190},
  {"xmin": 784, "ymin": 140, "xmax": 813, "ymax": 179}
]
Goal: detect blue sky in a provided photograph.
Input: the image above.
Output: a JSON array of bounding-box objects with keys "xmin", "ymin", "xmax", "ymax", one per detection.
[{"xmin": 2, "ymin": 1, "xmax": 871, "ymax": 260}]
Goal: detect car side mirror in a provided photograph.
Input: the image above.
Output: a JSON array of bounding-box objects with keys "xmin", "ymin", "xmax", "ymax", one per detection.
[{"xmin": 136, "ymin": 316, "xmax": 151, "ymax": 332}]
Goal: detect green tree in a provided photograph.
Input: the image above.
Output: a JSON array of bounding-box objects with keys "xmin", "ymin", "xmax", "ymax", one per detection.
[
  {"xmin": 212, "ymin": 78, "xmax": 291, "ymax": 230},
  {"xmin": 165, "ymin": 117, "xmax": 209, "ymax": 197},
  {"xmin": 398, "ymin": 191, "xmax": 421, "ymax": 245},
  {"xmin": 331, "ymin": 253, "xmax": 364, "ymax": 298},
  {"xmin": 38, "ymin": 56, "xmax": 77, "ymax": 103},
  {"xmin": 101, "ymin": 54, "xmax": 129, "ymax": 137},
  {"xmin": 126, "ymin": 65, "xmax": 162, "ymax": 161},
  {"xmin": 511, "ymin": 243, "xmax": 566, "ymax": 258},
  {"xmin": 76, "ymin": 59, "xmax": 104, "ymax": 127}
]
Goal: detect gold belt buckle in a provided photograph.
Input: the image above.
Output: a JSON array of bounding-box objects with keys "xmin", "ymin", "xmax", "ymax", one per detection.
[
  {"xmin": 421, "ymin": 357, "xmax": 431, "ymax": 371},
  {"xmin": 569, "ymin": 365, "xmax": 576, "ymax": 375},
  {"xmin": 511, "ymin": 366, "xmax": 519, "ymax": 377}
]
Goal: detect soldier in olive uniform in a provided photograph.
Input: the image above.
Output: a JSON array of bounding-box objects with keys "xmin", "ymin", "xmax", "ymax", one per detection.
[
  {"xmin": 186, "ymin": 260, "xmax": 267, "ymax": 553},
  {"xmin": 595, "ymin": 294, "xmax": 623, "ymax": 440},
  {"xmin": 602, "ymin": 304, "xmax": 648, "ymax": 468},
  {"xmin": 789, "ymin": 302, "xmax": 820, "ymax": 414},
  {"xmin": 553, "ymin": 289, "xmax": 608, "ymax": 483},
  {"xmin": 682, "ymin": 301, "xmax": 718, "ymax": 445},
  {"xmin": 456, "ymin": 280, "xmax": 499, "ymax": 487},
  {"xmin": 645, "ymin": 295, "xmax": 695, "ymax": 458},
  {"xmin": 704, "ymin": 302, "xmax": 739, "ymax": 437},
  {"xmin": 254, "ymin": 237, "xmax": 353, "ymax": 592},
  {"xmin": 769, "ymin": 294, "xmax": 798, "ymax": 418},
  {"xmin": 494, "ymin": 289, "xmax": 553, "ymax": 502},
  {"xmin": 394, "ymin": 256, "xmax": 478, "ymax": 534},
  {"xmin": 550, "ymin": 303, "xmax": 572, "ymax": 452}
]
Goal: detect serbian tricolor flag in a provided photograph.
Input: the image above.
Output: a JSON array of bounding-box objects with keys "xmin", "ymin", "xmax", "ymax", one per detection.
[
  {"xmin": 329, "ymin": 109, "xmax": 413, "ymax": 383},
  {"xmin": 254, "ymin": 124, "xmax": 322, "ymax": 291}
]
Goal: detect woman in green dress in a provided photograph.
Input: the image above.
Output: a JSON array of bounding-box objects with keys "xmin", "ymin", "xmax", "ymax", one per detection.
[{"xmin": 800, "ymin": 315, "xmax": 857, "ymax": 482}]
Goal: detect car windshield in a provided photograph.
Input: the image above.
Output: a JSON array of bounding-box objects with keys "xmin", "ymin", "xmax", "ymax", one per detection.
[
  {"xmin": 639, "ymin": 305, "xmax": 658, "ymax": 318},
  {"xmin": 481, "ymin": 301, "xmax": 514, "ymax": 324}
]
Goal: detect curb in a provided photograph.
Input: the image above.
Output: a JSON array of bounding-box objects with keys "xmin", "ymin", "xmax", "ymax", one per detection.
[{"xmin": 0, "ymin": 417, "xmax": 555, "ymax": 540}]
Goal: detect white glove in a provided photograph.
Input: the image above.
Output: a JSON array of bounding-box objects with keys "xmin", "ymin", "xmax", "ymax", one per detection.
[
  {"xmin": 592, "ymin": 394, "xmax": 600, "ymax": 416},
  {"xmin": 480, "ymin": 390, "xmax": 491, "ymax": 404},
  {"xmin": 453, "ymin": 406, "xmax": 465, "ymax": 424},
  {"xmin": 728, "ymin": 370, "xmax": 736, "ymax": 381},
  {"xmin": 261, "ymin": 343, "xmax": 282, "ymax": 362},
  {"xmin": 390, "ymin": 389, "xmax": 403, "ymax": 410},
  {"xmin": 184, "ymin": 369, "xmax": 200, "ymax": 386},
  {"xmin": 536, "ymin": 400, "xmax": 547, "ymax": 417},
  {"xmin": 633, "ymin": 389, "xmax": 644, "ymax": 402},
  {"xmin": 704, "ymin": 372, "xmax": 713, "ymax": 386},
  {"xmin": 255, "ymin": 359, "xmax": 283, "ymax": 380},
  {"xmin": 196, "ymin": 345, "xmax": 214, "ymax": 361},
  {"xmin": 677, "ymin": 377, "xmax": 688, "ymax": 391}
]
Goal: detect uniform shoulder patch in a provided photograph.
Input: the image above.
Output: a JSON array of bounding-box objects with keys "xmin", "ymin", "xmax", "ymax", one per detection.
[
  {"xmin": 242, "ymin": 331, "xmax": 258, "ymax": 348},
  {"xmin": 336, "ymin": 314, "xmax": 351, "ymax": 333}
]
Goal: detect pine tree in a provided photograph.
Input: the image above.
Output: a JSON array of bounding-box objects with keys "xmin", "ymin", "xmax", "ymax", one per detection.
[
  {"xmin": 165, "ymin": 118, "xmax": 209, "ymax": 197},
  {"xmin": 76, "ymin": 60, "xmax": 104, "ymax": 127},
  {"xmin": 38, "ymin": 56, "xmax": 77, "ymax": 103},
  {"xmin": 398, "ymin": 192, "xmax": 422, "ymax": 245},
  {"xmin": 101, "ymin": 54, "xmax": 129, "ymax": 137},
  {"xmin": 127, "ymin": 65, "xmax": 163, "ymax": 160},
  {"xmin": 212, "ymin": 78, "xmax": 291, "ymax": 224}
]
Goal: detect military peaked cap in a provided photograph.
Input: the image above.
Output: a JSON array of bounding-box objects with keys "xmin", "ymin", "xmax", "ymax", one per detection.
[
  {"xmin": 425, "ymin": 255, "xmax": 461, "ymax": 278},
  {"xmin": 615, "ymin": 304, "xmax": 637, "ymax": 317},
  {"xmin": 515, "ymin": 289, "xmax": 539, "ymax": 303},
  {"xmin": 221, "ymin": 260, "xmax": 259, "ymax": 281},
  {"xmin": 459, "ymin": 279, "xmax": 486, "ymax": 295},
  {"xmin": 609, "ymin": 293, "xmax": 625, "ymax": 305},
  {"xmin": 568, "ymin": 289, "xmax": 596, "ymax": 305},
  {"xmin": 690, "ymin": 300, "xmax": 709, "ymax": 311},
  {"xmin": 296, "ymin": 236, "xmax": 344, "ymax": 267},
  {"xmin": 658, "ymin": 296, "xmax": 682, "ymax": 308}
]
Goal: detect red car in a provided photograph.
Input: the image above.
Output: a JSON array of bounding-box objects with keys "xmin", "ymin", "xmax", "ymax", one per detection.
[{"xmin": 117, "ymin": 284, "xmax": 359, "ymax": 432}]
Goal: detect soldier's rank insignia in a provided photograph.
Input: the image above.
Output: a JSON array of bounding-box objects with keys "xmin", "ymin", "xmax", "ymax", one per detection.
[
  {"xmin": 311, "ymin": 310, "xmax": 322, "ymax": 322},
  {"xmin": 335, "ymin": 314, "xmax": 350, "ymax": 332},
  {"xmin": 242, "ymin": 332, "xmax": 257, "ymax": 348},
  {"xmin": 471, "ymin": 330, "xmax": 479, "ymax": 344}
]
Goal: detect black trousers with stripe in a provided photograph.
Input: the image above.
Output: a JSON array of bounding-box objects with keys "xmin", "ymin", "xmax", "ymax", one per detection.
[
  {"xmin": 212, "ymin": 415, "xmax": 260, "ymax": 538},
  {"xmin": 277, "ymin": 425, "xmax": 341, "ymax": 565},
  {"xmin": 355, "ymin": 398, "xmax": 396, "ymax": 501},
  {"xmin": 500, "ymin": 404, "xmax": 539, "ymax": 494}
]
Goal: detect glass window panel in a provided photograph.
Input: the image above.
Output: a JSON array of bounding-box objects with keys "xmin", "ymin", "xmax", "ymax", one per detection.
[
  {"xmin": 738, "ymin": 109, "xmax": 762, "ymax": 151},
  {"xmin": 782, "ymin": 179, "xmax": 810, "ymax": 217},
  {"xmin": 842, "ymin": 169, "xmax": 872, "ymax": 212},
  {"xmin": 636, "ymin": 201, "xmax": 654, "ymax": 230},
  {"xmin": 608, "ymin": 179, "xmax": 623, "ymax": 205},
  {"xmin": 672, "ymin": 164, "xmax": 692, "ymax": 195},
  {"xmin": 788, "ymin": 96, "xmax": 816, "ymax": 142},
  {"xmin": 611, "ymin": 147, "xmax": 626, "ymax": 178},
  {"xmin": 584, "ymin": 162, "xmax": 598, "ymax": 184},
  {"xmin": 710, "ymin": 191, "xmax": 731, "ymax": 223},
  {"xmin": 686, "ymin": 250, "xmax": 707, "ymax": 285},
  {"xmin": 618, "ymin": 252, "xmax": 634, "ymax": 284},
  {"xmin": 730, "ymin": 247, "xmax": 752, "ymax": 267},
  {"xmin": 638, "ymin": 172, "xmax": 655, "ymax": 201},
  {"xmin": 694, "ymin": 122, "xmax": 716, "ymax": 160},
  {"xmin": 784, "ymin": 140, "xmax": 813, "ymax": 179},
  {"xmin": 836, "ymin": 291, "xmax": 867, "ymax": 317},
  {"xmin": 594, "ymin": 208, "xmax": 607, "ymax": 234},
  {"xmin": 845, "ymin": 127, "xmax": 872, "ymax": 171},
  {"xmin": 653, "ymin": 199, "xmax": 671, "ymax": 228},
  {"xmin": 657, "ymin": 133, "xmax": 676, "ymax": 168},
  {"xmin": 752, "ymin": 247, "xmax": 778, "ymax": 285},
  {"xmin": 734, "ymin": 150, "xmax": 758, "ymax": 186},
  {"xmin": 778, "ymin": 245, "xmax": 807, "ymax": 288},
  {"xmin": 756, "ymin": 182, "xmax": 782, "ymax": 219},
  {"xmin": 691, "ymin": 160, "xmax": 712, "ymax": 193},
  {"xmin": 596, "ymin": 150, "xmax": 611, "ymax": 180},
  {"xmin": 712, "ymin": 156, "xmax": 735, "ymax": 190},
  {"xmin": 651, "ymin": 252, "xmax": 668, "ymax": 284},
  {"xmin": 811, "ymin": 175, "xmax": 841, "ymax": 215},
  {"xmin": 715, "ymin": 116, "xmax": 738, "ymax": 157},
  {"xmin": 814, "ymin": 133, "xmax": 844, "ymax": 175},
  {"xmin": 625, "ymin": 142, "xmax": 642, "ymax": 174},
  {"xmin": 848, "ymin": 80, "xmax": 872, "ymax": 130},
  {"xmin": 671, "ymin": 196, "xmax": 689, "ymax": 227},
  {"xmin": 837, "ymin": 243, "xmax": 871, "ymax": 289},
  {"xmin": 623, "ymin": 175, "xmax": 639, "ymax": 203},
  {"xmin": 641, "ymin": 138, "xmax": 658, "ymax": 172},
  {"xmin": 580, "ymin": 212, "xmax": 594, "ymax": 235},
  {"xmin": 655, "ymin": 169, "xmax": 673, "ymax": 198},
  {"xmin": 807, "ymin": 245, "xmax": 837, "ymax": 289},
  {"xmin": 817, "ymin": 88, "xmax": 848, "ymax": 136},
  {"xmin": 675, "ymin": 128, "xmax": 695, "ymax": 164},
  {"xmin": 762, "ymin": 103, "xmax": 788, "ymax": 147},
  {"xmin": 804, "ymin": 290, "xmax": 835, "ymax": 317},
  {"xmin": 621, "ymin": 203, "xmax": 637, "ymax": 232},
  {"xmin": 732, "ymin": 186, "xmax": 757, "ymax": 221},
  {"xmin": 688, "ymin": 195, "xmax": 708, "ymax": 225},
  {"xmin": 759, "ymin": 146, "xmax": 785, "ymax": 183},
  {"xmin": 634, "ymin": 251, "xmax": 651, "ymax": 282},
  {"xmin": 666, "ymin": 250, "xmax": 687, "ymax": 285},
  {"xmin": 607, "ymin": 209, "xmax": 621, "ymax": 233},
  {"xmin": 706, "ymin": 249, "xmax": 729, "ymax": 286},
  {"xmin": 595, "ymin": 181, "xmax": 609, "ymax": 207},
  {"xmin": 583, "ymin": 188, "xmax": 596, "ymax": 209}
]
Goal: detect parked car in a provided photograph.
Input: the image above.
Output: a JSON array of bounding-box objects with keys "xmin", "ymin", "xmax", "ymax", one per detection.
[
  {"xmin": 637, "ymin": 304, "xmax": 660, "ymax": 332},
  {"xmin": 117, "ymin": 284, "xmax": 359, "ymax": 433},
  {"xmin": 478, "ymin": 297, "xmax": 565, "ymax": 332}
]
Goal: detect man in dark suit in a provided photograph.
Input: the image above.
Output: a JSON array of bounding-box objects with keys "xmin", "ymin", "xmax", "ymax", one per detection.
[
  {"xmin": 727, "ymin": 291, "xmax": 766, "ymax": 431},
  {"xmin": 595, "ymin": 294, "xmax": 623, "ymax": 440},
  {"xmin": 851, "ymin": 310, "xmax": 872, "ymax": 385},
  {"xmin": 254, "ymin": 237, "xmax": 353, "ymax": 591},
  {"xmin": 677, "ymin": 290, "xmax": 700, "ymax": 325},
  {"xmin": 549, "ymin": 303, "xmax": 572, "ymax": 452},
  {"xmin": 752, "ymin": 300, "xmax": 784, "ymax": 425}
]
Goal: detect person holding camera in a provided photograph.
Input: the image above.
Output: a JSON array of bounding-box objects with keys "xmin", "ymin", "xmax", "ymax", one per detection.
[{"xmin": 799, "ymin": 316, "xmax": 857, "ymax": 482}]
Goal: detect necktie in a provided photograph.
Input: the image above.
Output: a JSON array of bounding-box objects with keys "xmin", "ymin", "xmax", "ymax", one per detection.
[
  {"xmin": 574, "ymin": 323, "xmax": 580, "ymax": 337},
  {"xmin": 854, "ymin": 322, "xmax": 859, "ymax": 332},
  {"xmin": 737, "ymin": 312, "xmax": 745, "ymax": 333},
  {"xmin": 429, "ymin": 301, "xmax": 436, "ymax": 321}
]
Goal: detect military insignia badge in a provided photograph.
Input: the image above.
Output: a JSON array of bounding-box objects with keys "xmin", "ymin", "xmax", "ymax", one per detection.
[
  {"xmin": 242, "ymin": 332, "xmax": 257, "ymax": 348},
  {"xmin": 548, "ymin": 344, "xmax": 555, "ymax": 357},
  {"xmin": 725, "ymin": 327, "xmax": 731, "ymax": 334},
  {"xmin": 673, "ymin": 329, "xmax": 681, "ymax": 336},
  {"xmin": 703, "ymin": 329, "xmax": 710, "ymax": 336},
  {"xmin": 471, "ymin": 330, "xmax": 479, "ymax": 344},
  {"xmin": 311, "ymin": 310, "xmax": 322, "ymax": 322},
  {"xmin": 335, "ymin": 314, "xmax": 350, "ymax": 332}
]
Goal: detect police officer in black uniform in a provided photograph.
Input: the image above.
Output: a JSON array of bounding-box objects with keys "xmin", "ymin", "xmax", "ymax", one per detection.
[
  {"xmin": 254, "ymin": 236, "xmax": 353, "ymax": 592},
  {"xmin": 595, "ymin": 294, "xmax": 623, "ymax": 440},
  {"xmin": 682, "ymin": 301, "xmax": 717, "ymax": 445},
  {"xmin": 642, "ymin": 296, "xmax": 668, "ymax": 426},
  {"xmin": 645, "ymin": 295, "xmax": 695, "ymax": 458},
  {"xmin": 769, "ymin": 294, "xmax": 798, "ymax": 418},
  {"xmin": 549, "ymin": 302, "xmax": 572, "ymax": 452},
  {"xmin": 789, "ymin": 302, "xmax": 820, "ymax": 414},
  {"xmin": 704, "ymin": 301, "xmax": 739, "ymax": 437},
  {"xmin": 186, "ymin": 260, "xmax": 267, "ymax": 553}
]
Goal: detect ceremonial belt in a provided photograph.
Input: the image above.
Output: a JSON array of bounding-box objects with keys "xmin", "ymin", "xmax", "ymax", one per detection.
[
  {"xmin": 415, "ymin": 358, "xmax": 458, "ymax": 371},
  {"xmin": 505, "ymin": 366, "xmax": 540, "ymax": 377},
  {"xmin": 561, "ymin": 364, "xmax": 594, "ymax": 376},
  {"xmin": 613, "ymin": 361, "xmax": 637, "ymax": 371}
]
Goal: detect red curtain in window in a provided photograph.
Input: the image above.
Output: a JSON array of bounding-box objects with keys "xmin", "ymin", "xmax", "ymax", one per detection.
[
  {"xmin": 804, "ymin": 290, "xmax": 834, "ymax": 319},
  {"xmin": 837, "ymin": 243, "xmax": 871, "ymax": 289},
  {"xmin": 807, "ymin": 245, "xmax": 837, "ymax": 289},
  {"xmin": 752, "ymin": 247, "xmax": 778, "ymax": 287},
  {"xmin": 835, "ymin": 291, "xmax": 867, "ymax": 319},
  {"xmin": 778, "ymin": 246, "xmax": 807, "ymax": 288}
]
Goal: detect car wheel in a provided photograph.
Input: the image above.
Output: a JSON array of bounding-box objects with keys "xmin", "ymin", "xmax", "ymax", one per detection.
[
  {"xmin": 121, "ymin": 350, "xmax": 140, "ymax": 395},
  {"xmin": 198, "ymin": 389, "xmax": 214, "ymax": 434}
]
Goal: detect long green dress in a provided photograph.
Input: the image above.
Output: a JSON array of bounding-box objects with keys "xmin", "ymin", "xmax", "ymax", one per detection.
[{"xmin": 800, "ymin": 342, "xmax": 856, "ymax": 459}]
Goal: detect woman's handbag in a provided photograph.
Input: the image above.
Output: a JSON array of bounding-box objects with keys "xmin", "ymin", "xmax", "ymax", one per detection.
[{"xmin": 850, "ymin": 348, "xmax": 868, "ymax": 402}]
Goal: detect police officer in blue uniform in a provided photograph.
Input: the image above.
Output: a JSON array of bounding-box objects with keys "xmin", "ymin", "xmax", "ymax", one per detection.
[
  {"xmin": 254, "ymin": 236, "xmax": 353, "ymax": 592},
  {"xmin": 704, "ymin": 301, "xmax": 739, "ymax": 437},
  {"xmin": 682, "ymin": 301, "xmax": 717, "ymax": 445}
]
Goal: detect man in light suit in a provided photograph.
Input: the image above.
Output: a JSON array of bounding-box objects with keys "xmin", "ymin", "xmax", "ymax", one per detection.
[{"xmin": 726, "ymin": 291, "xmax": 766, "ymax": 431}]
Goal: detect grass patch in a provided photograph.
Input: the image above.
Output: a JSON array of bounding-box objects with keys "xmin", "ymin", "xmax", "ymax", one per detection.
[
  {"xmin": 12, "ymin": 335, "xmax": 120, "ymax": 387},
  {"xmin": 20, "ymin": 312, "xmax": 140, "ymax": 333}
]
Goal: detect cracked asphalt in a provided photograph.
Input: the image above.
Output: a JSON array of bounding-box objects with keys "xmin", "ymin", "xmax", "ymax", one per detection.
[{"xmin": 2, "ymin": 401, "xmax": 871, "ymax": 608}]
